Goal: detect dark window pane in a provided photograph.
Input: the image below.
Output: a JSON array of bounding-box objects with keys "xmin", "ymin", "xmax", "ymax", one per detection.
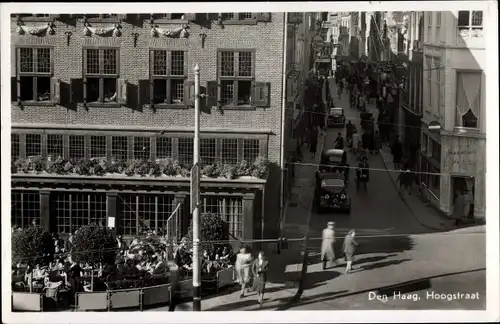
[
  {"xmin": 237, "ymin": 80, "xmax": 252, "ymax": 105},
  {"xmin": 134, "ymin": 137, "xmax": 150, "ymax": 160},
  {"xmin": 112, "ymin": 136, "xmax": 128, "ymax": 161},
  {"xmin": 178, "ymin": 137, "xmax": 193, "ymax": 166},
  {"xmin": 69, "ymin": 135, "xmax": 85, "ymax": 160},
  {"xmin": 471, "ymin": 11, "xmax": 483, "ymax": 26},
  {"xmin": 153, "ymin": 50, "xmax": 167, "ymax": 76},
  {"xmin": 157, "ymin": 195, "xmax": 174, "ymax": 236},
  {"xmin": 86, "ymin": 49, "xmax": 100, "ymax": 74},
  {"xmin": 23, "ymin": 192, "xmax": 40, "ymax": 228},
  {"xmin": 222, "ymin": 138, "xmax": 238, "ymax": 164},
  {"xmin": 238, "ymin": 51, "xmax": 253, "ymax": 77},
  {"xmin": 462, "ymin": 110, "xmax": 478, "ymax": 128},
  {"xmin": 20, "ymin": 76, "xmax": 34, "ymax": 101},
  {"xmin": 72, "ymin": 193, "xmax": 89, "ymax": 228},
  {"xmin": 36, "ymin": 76, "xmax": 51, "ymax": 101},
  {"xmin": 153, "ymin": 79, "xmax": 167, "ymax": 104},
  {"xmin": 222, "ymin": 13, "xmax": 235, "ymax": 20},
  {"xmin": 156, "ymin": 137, "xmax": 172, "ymax": 159},
  {"xmin": 37, "ymin": 48, "xmax": 51, "ymax": 73},
  {"xmin": 19, "ymin": 48, "xmax": 34, "ymax": 73},
  {"xmin": 200, "ymin": 138, "xmax": 216, "ymax": 164},
  {"xmin": 220, "ymin": 52, "xmax": 235, "ymax": 76},
  {"xmin": 171, "ymin": 13, "xmax": 184, "ymax": 19},
  {"xmin": 103, "ymin": 49, "xmax": 117, "ymax": 74},
  {"xmin": 171, "ymin": 51, "xmax": 184, "ymax": 76},
  {"xmin": 47, "ymin": 134, "xmax": 63, "ymax": 158},
  {"xmin": 120, "ymin": 194, "xmax": 137, "ymax": 236},
  {"xmin": 11, "ymin": 134, "xmax": 20, "ymax": 160},
  {"xmin": 221, "ymin": 80, "xmax": 234, "ymax": 106},
  {"xmin": 239, "ymin": 13, "xmax": 253, "ymax": 20},
  {"xmin": 90, "ymin": 136, "xmax": 106, "ymax": 159},
  {"xmin": 242, "ymin": 139, "xmax": 260, "ymax": 163},
  {"xmin": 138, "ymin": 195, "xmax": 156, "ymax": 235},
  {"xmin": 26, "ymin": 134, "xmax": 41, "ymax": 157},
  {"xmin": 171, "ymin": 79, "xmax": 184, "ymax": 104},
  {"xmin": 86, "ymin": 77, "xmax": 100, "ymax": 102},
  {"xmin": 103, "ymin": 78, "xmax": 117, "ymax": 102},
  {"xmin": 54, "ymin": 192, "xmax": 71, "ymax": 234},
  {"xmin": 11, "ymin": 192, "xmax": 23, "ymax": 228}
]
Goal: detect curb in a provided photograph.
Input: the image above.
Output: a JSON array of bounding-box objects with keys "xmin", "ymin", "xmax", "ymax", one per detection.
[{"xmin": 378, "ymin": 148, "xmax": 447, "ymax": 232}]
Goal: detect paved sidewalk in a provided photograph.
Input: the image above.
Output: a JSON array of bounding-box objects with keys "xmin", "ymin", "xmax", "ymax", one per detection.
[{"xmin": 378, "ymin": 145, "xmax": 454, "ymax": 231}]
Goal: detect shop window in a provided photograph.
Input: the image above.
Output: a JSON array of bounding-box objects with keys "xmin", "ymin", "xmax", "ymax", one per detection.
[
  {"xmin": 47, "ymin": 134, "xmax": 63, "ymax": 158},
  {"xmin": 201, "ymin": 196, "xmax": 243, "ymax": 239},
  {"xmin": 11, "ymin": 134, "xmax": 20, "ymax": 160},
  {"xmin": 90, "ymin": 136, "xmax": 107, "ymax": 159},
  {"xmin": 200, "ymin": 138, "xmax": 216, "ymax": 165},
  {"xmin": 112, "ymin": 136, "xmax": 128, "ymax": 161},
  {"xmin": 242, "ymin": 139, "xmax": 260, "ymax": 163},
  {"xmin": 11, "ymin": 191, "xmax": 40, "ymax": 229},
  {"xmin": 221, "ymin": 138, "xmax": 238, "ymax": 164},
  {"xmin": 26, "ymin": 134, "xmax": 41, "ymax": 157},
  {"xmin": 156, "ymin": 137, "xmax": 172, "ymax": 159},
  {"xmin": 178, "ymin": 137, "xmax": 194, "ymax": 167},
  {"xmin": 119, "ymin": 194, "xmax": 174, "ymax": 236},
  {"xmin": 150, "ymin": 50, "xmax": 187, "ymax": 106},
  {"xmin": 69, "ymin": 135, "xmax": 85, "ymax": 160},
  {"xmin": 83, "ymin": 48, "xmax": 120, "ymax": 105},
  {"xmin": 134, "ymin": 137, "xmax": 150, "ymax": 160}
]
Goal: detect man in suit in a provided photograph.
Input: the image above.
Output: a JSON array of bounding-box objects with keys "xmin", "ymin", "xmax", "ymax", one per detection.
[
  {"xmin": 251, "ymin": 251, "xmax": 269, "ymax": 307},
  {"xmin": 343, "ymin": 229, "xmax": 359, "ymax": 274}
]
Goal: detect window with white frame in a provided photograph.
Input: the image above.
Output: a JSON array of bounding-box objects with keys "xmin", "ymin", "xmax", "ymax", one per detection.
[
  {"xmin": 433, "ymin": 58, "xmax": 441, "ymax": 116},
  {"xmin": 427, "ymin": 12, "xmax": 433, "ymax": 43},
  {"xmin": 90, "ymin": 136, "xmax": 107, "ymax": 159},
  {"xmin": 112, "ymin": 136, "xmax": 128, "ymax": 161},
  {"xmin": 53, "ymin": 192, "xmax": 106, "ymax": 234},
  {"xmin": 11, "ymin": 191, "xmax": 40, "ymax": 229},
  {"xmin": 455, "ymin": 71, "xmax": 481, "ymax": 128},
  {"xmin": 219, "ymin": 50, "xmax": 255, "ymax": 106},
  {"xmin": 436, "ymin": 12, "xmax": 442, "ymax": 41},
  {"xmin": 201, "ymin": 196, "xmax": 243, "ymax": 239},
  {"xmin": 150, "ymin": 50, "xmax": 187, "ymax": 105},
  {"xmin": 156, "ymin": 136, "xmax": 172, "ymax": 159},
  {"xmin": 178, "ymin": 137, "xmax": 194, "ymax": 166},
  {"xmin": 47, "ymin": 134, "xmax": 63, "ymax": 158},
  {"xmin": 15, "ymin": 47, "xmax": 54, "ymax": 103},
  {"xmin": 242, "ymin": 139, "xmax": 260, "ymax": 164},
  {"xmin": 221, "ymin": 138, "xmax": 238, "ymax": 164},
  {"xmin": 200, "ymin": 138, "xmax": 216, "ymax": 165},
  {"xmin": 11, "ymin": 134, "xmax": 20, "ymax": 160},
  {"xmin": 221, "ymin": 12, "xmax": 256, "ymax": 22},
  {"xmin": 458, "ymin": 11, "xmax": 483, "ymax": 36},
  {"xmin": 84, "ymin": 48, "xmax": 120, "ymax": 104},
  {"xmin": 69, "ymin": 135, "xmax": 85, "ymax": 160},
  {"xmin": 425, "ymin": 56, "xmax": 432, "ymax": 112},
  {"xmin": 134, "ymin": 137, "xmax": 150, "ymax": 160}
]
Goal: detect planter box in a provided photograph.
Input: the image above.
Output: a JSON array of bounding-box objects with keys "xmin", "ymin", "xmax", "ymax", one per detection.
[
  {"xmin": 109, "ymin": 288, "xmax": 141, "ymax": 310},
  {"xmin": 12, "ymin": 292, "xmax": 43, "ymax": 312},
  {"xmin": 216, "ymin": 269, "xmax": 236, "ymax": 290},
  {"xmin": 142, "ymin": 284, "xmax": 171, "ymax": 306},
  {"xmin": 76, "ymin": 292, "xmax": 109, "ymax": 312}
]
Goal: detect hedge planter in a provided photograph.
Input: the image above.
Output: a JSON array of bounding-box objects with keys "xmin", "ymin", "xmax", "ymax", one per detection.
[{"xmin": 11, "ymin": 156, "xmax": 269, "ymax": 180}]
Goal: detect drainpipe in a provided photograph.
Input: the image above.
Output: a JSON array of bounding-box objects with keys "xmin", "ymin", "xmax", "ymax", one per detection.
[{"xmin": 279, "ymin": 12, "xmax": 289, "ymax": 243}]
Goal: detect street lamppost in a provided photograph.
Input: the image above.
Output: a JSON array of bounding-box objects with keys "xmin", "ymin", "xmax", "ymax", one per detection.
[{"xmin": 192, "ymin": 64, "xmax": 201, "ymax": 311}]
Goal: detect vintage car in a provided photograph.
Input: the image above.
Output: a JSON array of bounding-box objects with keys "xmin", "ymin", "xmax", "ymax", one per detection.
[
  {"xmin": 320, "ymin": 149, "xmax": 347, "ymax": 173},
  {"xmin": 327, "ymin": 108, "xmax": 346, "ymax": 128},
  {"xmin": 314, "ymin": 172, "xmax": 351, "ymax": 213}
]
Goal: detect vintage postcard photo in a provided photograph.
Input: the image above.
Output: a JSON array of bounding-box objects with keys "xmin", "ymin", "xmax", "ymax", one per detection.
[{"xmin": 1, "ymin": 1, "xmax": 498, "ymax": 323}]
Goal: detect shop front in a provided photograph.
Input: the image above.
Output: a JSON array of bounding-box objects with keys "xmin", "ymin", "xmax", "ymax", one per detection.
[{"xmin": 439, "ymin": 134, "xmax": 486, "ymax": 220}]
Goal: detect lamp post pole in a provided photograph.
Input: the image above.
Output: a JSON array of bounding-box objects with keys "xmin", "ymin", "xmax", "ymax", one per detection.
[{"xmin": 192, "ymin": 64, "xmax": 201, "ymax": 311}]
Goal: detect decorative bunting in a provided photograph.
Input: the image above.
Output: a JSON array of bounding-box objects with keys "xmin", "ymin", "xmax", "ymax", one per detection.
[
  {"xmin": 83, "ymin": 23, "xmax": 122, "ymax": 37},
  {"xmin": 16, "ymin": 23, "xmax": 55, "ymax": 36},
  {"xmin": 150, "ymin": 25, "xmax": 189, "ymax": 38}
]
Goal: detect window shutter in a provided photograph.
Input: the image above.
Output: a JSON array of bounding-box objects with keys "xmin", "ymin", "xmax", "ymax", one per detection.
[
  {"xmin": 206, "ymin": 81, "xmax": 218, "ymax": 108},
  {"xmin": 256, "ymin": 13, "xmax": 271, "ymax": 22},
  {"xmin": 11, "ymin": 76, "xmax": 18, "ymax": 103},
  {"xmin": 184, "ymin": 13, "xmax": 196, "ymax": 21},
  {"xmin": 184, "ymin": 80, "xmax": 195, "ymax": 107},
  {"xmin": 70, "ymin": 78, "xmax": 84, "ymax": 103},
  {"xmin": 118, "ymin": 78, "xmax": 128, "ymax": 105},
  {"xmin": 253, "ymin": 82, "xmax": 270, "ymax": 107},
  {"xmin": 51, "ymin": 78, "xmax": 61, "ymax": 104},
  {"xmin": 138, "ymin": 79, "xmax": 151, "ymax": 107}
]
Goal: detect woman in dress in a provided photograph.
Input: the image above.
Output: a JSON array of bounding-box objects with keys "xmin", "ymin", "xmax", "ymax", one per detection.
[
  {"xmin": 251, "ymin": 251, "xmax": 269, "ymax": 306},
  {"xmin": 235, "ymin": 246, "xmax": 253, "ymax": 298}
]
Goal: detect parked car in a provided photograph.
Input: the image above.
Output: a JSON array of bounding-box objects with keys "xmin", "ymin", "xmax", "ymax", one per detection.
[
  {"xmin": 314, "ymin": 172, "xmax": 351, "ymax": 213},
  {"xmin": 327, "ymin": 108, "xmax": 346, "ymax": 128}
]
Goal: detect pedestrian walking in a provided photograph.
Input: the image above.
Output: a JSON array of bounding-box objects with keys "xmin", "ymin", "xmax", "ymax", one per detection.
[
  {"xmin": 321, "ymin": 222, "xmax": 337, "ymax": 270},
  {"xmin": 391, "ymin": 135, "xmax": 403, "ymax": 169},
  {"xmin": 352, "ymin": 129, "xmax": 360, "ymax": 153},
  {"xmin": 235, "ymin": 246, "xmax": 254, "ymax": 298},
  {"xmin": 342, "ymin": 229, "xmax": 359, "ymax": 274},
  {"xmin": 251, "ymin": 251, "xmax": 269, "ymax": 307}
]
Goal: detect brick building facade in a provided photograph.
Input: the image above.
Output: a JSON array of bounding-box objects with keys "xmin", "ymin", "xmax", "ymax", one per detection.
[{"xmin": 9, "ymin": 13, "xmax": 306, "ymax": 242}]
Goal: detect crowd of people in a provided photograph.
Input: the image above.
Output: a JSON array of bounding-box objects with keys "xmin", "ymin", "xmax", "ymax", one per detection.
[{"xmin": 11, "ymin": 230, "xmax": 237, "ymax": 308}]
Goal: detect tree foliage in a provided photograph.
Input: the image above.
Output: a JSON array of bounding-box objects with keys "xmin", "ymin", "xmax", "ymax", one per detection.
[
  {"xmin": 71, "ymin": 224, "xmax": 117, "ymax": 266},
  {"xmin": 186, "ymin": 213, "xmax": 229, "ymax": 252},
  {"xmin": 11, "ymin": 226, "xmax": 53, "ymax": 266}
]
